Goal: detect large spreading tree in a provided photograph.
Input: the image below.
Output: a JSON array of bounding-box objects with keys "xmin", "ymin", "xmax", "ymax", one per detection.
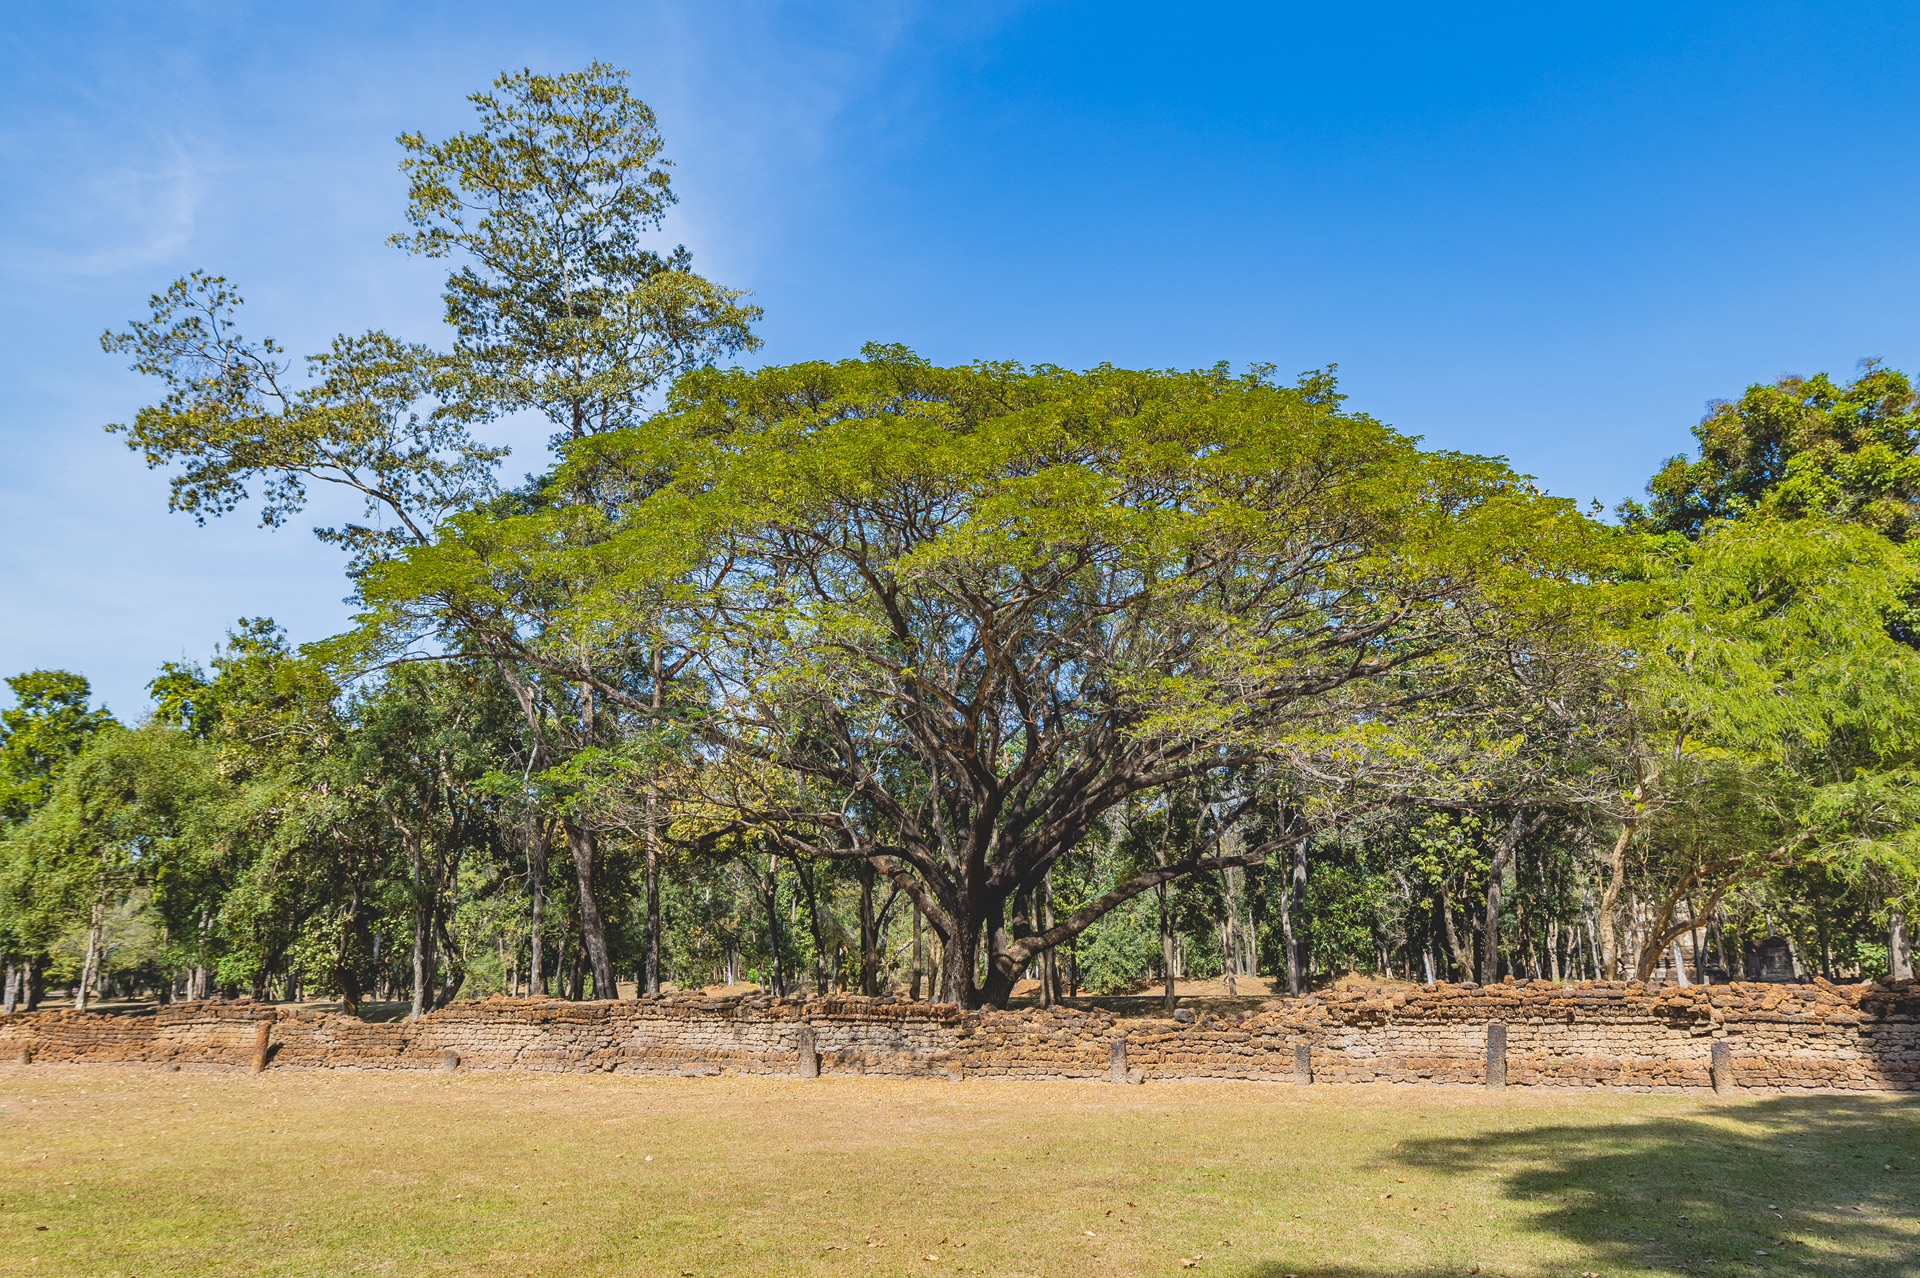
[{"xmin": 358, "ymin": 351, "xmax": 1606, "ymax": 1005}]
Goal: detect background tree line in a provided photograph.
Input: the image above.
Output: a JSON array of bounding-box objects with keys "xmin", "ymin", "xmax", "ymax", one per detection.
[{"xmin": 2, "ymin": 65, "xmax": 1915, "ymax": 1014}]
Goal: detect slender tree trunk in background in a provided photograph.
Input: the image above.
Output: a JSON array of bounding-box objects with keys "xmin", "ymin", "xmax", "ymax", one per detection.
[
  {"xmin": 1281, "ymin": 875, "xmax": 1300, "ymax": 994},
  {"xmin": 566, "ymin": 931, "xmax": 585, "ymax": 1000},
  {"xmin": 1039, "ymin": 872, "xmax": 1056, "ymax": 1008},
  {"xmin": 643, "ymin": 820, "xmax": 661, "ymax": 996},
  {"xmin": 1152, "ymin": 814, "xmax": 1177, "ymax": 1009},
  {"xmin": 334, "ymin": 888, "xmax": 364, "ymax": 1015},
  {"xmin": 409, "ymin": 839, "xmax": 431, "ymax": 1021},
  {"xmin": 910, "ymin": 901, "xmax": 924, "ymax": 1000},
  {"xmin": 644, "ymin": 647, "xmax": 664, "ymax": 996},
  {"xmin": 1670, "ymin": 939, "xmax": 1691, "ymax": 985},
  {"xmin": 1892, "ymin": 909, "xmax": 1914, "ymax": 982},
  {"xmin": 1598, "ymin": 824, "xmax": 1631, "ymax": 980},
  {"xmin": 562, "ymin": 820, "xmax": 618, "ymax": 999},
  {"xmin": 1288, "ymin": 839, "xmax": 1309, "ymax": 996},
  {"xmin": 1599, "ymin": 746, "xmax": 1654, "ymax": 980},
  {"xmin": 1783, "ymin": 931, "xmax": 1807, "ymax": 981},
  {"xmin": 859, "ymin": 861, "xmax": 878, "ymax": 997},
  {"xmin": 794, "ymin": 860, "xmax": 828, "ymax": 994},
  {"xmin": 570, "ymin": 677, "xmax": 618, "ymax": 1000},
  {"xmin": 1479, "ymin": 869, "xmax": 1501, "ymax": 985},
  {"xmin": 77, "ymin": 890, "xmax": 108, "ymax": 1013},
  {"xmin": 1481, "ymin": 811, "xmax": 1544, "ymax": 985},
  {"xmin": 1219, "ymin": 866, "xmax": 1240, "ymax": 996},
  {"xmin": 1158, "ymin": 881, "xmax": 1176, "ymax": 1011},
  {"xmin": 528, "ymin": 821, "xmax": 548, "ymax": 995},
  {"xmin": 3, "ymin": 963, "xmax": 19, "ymax": 1013},
  {"xmin": 427, "ymin": 845, "xmax": 462, "ymax": 1010},
  {"xmin": 764, "ymin": 852, "xmax": 786, "ymax": 997},
  {"xmin": 1439, "ymin": 884, "xmax": 1474, "ymax": 982}
]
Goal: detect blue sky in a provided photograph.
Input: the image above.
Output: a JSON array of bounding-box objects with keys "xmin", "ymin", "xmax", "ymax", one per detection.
[{"xmin": 6, "ymin": 2, "xmax": 1920, "ymax": 715}]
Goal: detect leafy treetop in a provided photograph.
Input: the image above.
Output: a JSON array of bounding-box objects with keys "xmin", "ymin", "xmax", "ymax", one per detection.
[
  {"xmin": 0, "ymin": 671, "xmax": 117, "ymax": 826},
  {"xmin": 1628, "ymin": 361, "xmax": 1920, "ymax": 541}
]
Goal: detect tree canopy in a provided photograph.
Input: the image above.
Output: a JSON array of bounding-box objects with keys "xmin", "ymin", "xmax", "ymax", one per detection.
[{"xmin": 5, "ymin": 65, "xmax": 1914, "ymax": 1018}]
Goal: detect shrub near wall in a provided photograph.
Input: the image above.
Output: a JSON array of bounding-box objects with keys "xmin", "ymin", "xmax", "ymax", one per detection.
[{"xmin": 0, "ymin": 980, "xmax": 1915, "ymax": 1091}]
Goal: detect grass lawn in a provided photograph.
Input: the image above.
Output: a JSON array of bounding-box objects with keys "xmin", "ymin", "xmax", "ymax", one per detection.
[{"xmin": 0, "ymin": 1065, "xmax": 1913, "ymax": 1277}]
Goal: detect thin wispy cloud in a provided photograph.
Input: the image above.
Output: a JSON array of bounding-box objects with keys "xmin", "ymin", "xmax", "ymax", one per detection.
[{"xmin": 0, "ymin": 144, "xmax": 206, "ymax": 278}]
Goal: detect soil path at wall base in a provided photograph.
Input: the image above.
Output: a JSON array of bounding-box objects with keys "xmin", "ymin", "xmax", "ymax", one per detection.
[{"xmin": 0, "ymin": 1066, "xmax": 1915, "ymax": 1277}]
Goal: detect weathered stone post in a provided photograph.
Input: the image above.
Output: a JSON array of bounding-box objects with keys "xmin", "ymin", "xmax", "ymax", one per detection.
[
  {"xmin": 1293, "ymin": 1042, "xmax": 1313, "ymax": 1085},
  {"xmin": 797, "ymin": 1024, "xmax": 819, "ymax": 1079},
  {"xmin": 442, "ymin": 1050, "xmax": 462, "ymax": 1072},
  {"xmin": 1485, "ymin": 1022, "xmax": 1507, "ymax": 1090},
  {"xmin": 250, "ymin": 1018, "xmax": 273, "ymax": 1073},
  {"xmin": 1710, "ymin": 1040, "xmax": 1733, "ymax": 1094},
  {"xmin": 1110, "ymin": 1036, "xmax": 1128, "ymax": 1084}
]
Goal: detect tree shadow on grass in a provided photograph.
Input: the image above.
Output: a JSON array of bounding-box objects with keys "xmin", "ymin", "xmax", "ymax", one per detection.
[{"xmin": 1244, "ymin": 1095, "xmax": 1920, "ymax": 1278}]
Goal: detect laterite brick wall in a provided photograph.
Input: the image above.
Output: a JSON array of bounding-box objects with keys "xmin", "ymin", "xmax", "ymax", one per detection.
[{"xmin": 1, "ymin": 979, "xmax": 1914, "ymax": 1091}]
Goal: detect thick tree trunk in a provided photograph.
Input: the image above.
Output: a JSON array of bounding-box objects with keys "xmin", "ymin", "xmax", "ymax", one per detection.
[
  {"xmin": 940, "ymin": 918, "xmax": 977, "ymax": 1006},
  {"xmin": 562, "ymin": 820, "xmax": 618, "ymax": 999},
  {"xmin": 1893, "ymin": 909, "xmax": 1914, "ymax": 982},
  {"xmin": 979, "ymin": 893, "xmax": 1023, "ymax": 1008}
]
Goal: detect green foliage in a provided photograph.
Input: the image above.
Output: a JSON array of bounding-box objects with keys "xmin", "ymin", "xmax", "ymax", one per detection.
[
  {"xmin": 393, "ymin": 62, "xmax": 761, "ymax": 444},
  {"xmin": 102, "ymin": 276, "xmax": 504, "ymax": 568},
  {"xmin": 0, "ymin": 670, "xmax": 116, "ymax": 827},
  {"xmin": 0, "ymin": 726, "xmax": 215, "ymax": 957},
  {"xmin": 1630, "ymin": 362, "xmax": 1920, "ymax": 541}
]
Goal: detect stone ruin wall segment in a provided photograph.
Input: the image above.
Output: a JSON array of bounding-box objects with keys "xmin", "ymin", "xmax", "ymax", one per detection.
[{"xmin": 1, "ymin": 979, "xmax": 1915, "ymax": 1092}]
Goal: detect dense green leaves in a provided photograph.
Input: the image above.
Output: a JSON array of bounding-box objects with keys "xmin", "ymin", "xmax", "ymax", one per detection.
[
  {"xmin": 0, "ymin": 671, "xmax": 115, "ymax": 825},
  {"xmin": 1631, "ymin": 362, "xmax": 1920, "ymax": 540},
  {"xmin": 394, "ymin": 62, "xmax": 761, "ymax": 445}
]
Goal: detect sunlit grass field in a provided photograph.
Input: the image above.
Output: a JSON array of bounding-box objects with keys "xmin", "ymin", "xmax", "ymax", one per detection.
[{"xmin": 0, "ymin": 1065, "xmax": 1914, "ymax": 1277}]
